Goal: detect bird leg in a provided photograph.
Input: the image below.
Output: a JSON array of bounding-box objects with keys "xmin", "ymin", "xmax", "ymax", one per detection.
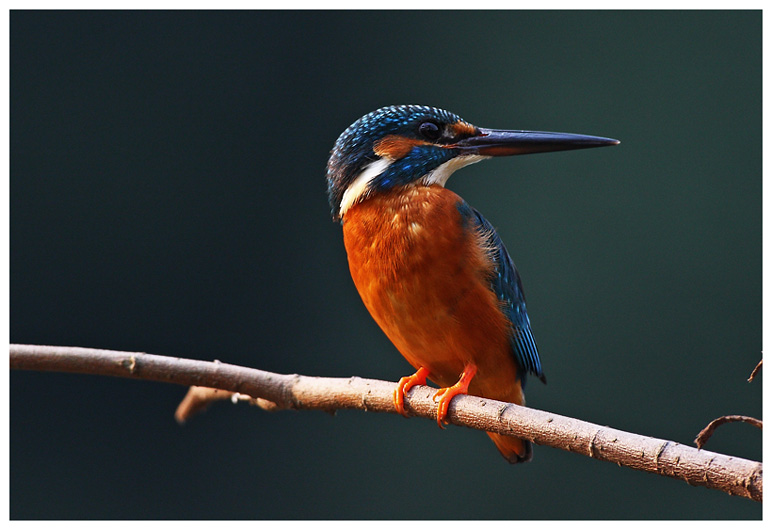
[
  {"xmin": 432, "ymin": 364, "xmax": 478, "ymax": 429},
  {"xmin": 394, "ymin": 366, "xmax": 430, "ymax": 417}
]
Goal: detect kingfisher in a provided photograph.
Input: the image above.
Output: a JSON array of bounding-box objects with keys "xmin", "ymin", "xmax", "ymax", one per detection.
[{"xmin": 326, "ymin": 105, "xmax": 618, "ymax": 463}]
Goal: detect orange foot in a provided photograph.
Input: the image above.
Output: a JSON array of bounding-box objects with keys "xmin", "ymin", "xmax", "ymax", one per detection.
[
  {"xmin": 432, "ymin": 364, "xmax": 478, "ymax": 429},
  {"xmin": 394, "ymin": 366, "xmax": 430, "ymax": 416}
]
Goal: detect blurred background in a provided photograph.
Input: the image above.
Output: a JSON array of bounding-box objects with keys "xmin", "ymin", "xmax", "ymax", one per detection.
[{"xmin": 10, "ymin": 10, "xmax": 761, "ymax": 519}]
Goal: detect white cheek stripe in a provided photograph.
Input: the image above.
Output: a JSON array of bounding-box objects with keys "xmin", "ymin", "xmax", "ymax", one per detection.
[
  {"xmin": 422, "ymin": 155, "xmax": 490, "ymax": 187},
  {"xmin": 338, "ymin": 154, "xmax": 490, "ymax": 217},
  {"xmin": 338, "ymin": 157, "xmax": 393, "ymax": 217}
]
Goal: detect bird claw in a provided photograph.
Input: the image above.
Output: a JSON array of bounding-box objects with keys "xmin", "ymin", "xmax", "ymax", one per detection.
[
  {"xmin": 394, "ymin": 367, "xmax": 430, "ymax": 416},
  {"xmin": 431, "ymin": 364, "xmax": 478, "ymax": 429},
  {"xmin": 395, "ymin": 364, "xmax": 478, "ymax": 429}
]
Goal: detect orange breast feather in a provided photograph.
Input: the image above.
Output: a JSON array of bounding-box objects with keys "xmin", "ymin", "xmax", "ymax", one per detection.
[{"xmin": 342, "ymin": 185, "xmax": 525, "ymax": 406}]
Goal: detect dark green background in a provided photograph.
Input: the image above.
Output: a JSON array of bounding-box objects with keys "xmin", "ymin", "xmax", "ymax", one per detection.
[{"xmin": 11, "ymin": 11, "xmax": 761, "ymax": 519}]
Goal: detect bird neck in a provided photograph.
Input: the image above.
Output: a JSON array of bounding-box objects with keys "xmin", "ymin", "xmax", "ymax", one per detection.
[{"xmin": 341, "ymin": 185, "xmax": 468, "ymax": 279}]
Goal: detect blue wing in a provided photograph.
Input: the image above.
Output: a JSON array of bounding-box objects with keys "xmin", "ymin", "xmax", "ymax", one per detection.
[{"xmin": 462, "ymin": 203, "xmax": 546, "ymax": 386}]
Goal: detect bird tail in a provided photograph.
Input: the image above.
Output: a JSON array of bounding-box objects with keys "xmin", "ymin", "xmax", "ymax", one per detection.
[{"xmin": 487, "ymin": 432, "xmax": 533, "ymax": 464}]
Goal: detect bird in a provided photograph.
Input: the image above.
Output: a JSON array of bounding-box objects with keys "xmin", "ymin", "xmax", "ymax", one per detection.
[{"xmin": 326, "ymin": 105, "xmax": 618, "ymax": 463}]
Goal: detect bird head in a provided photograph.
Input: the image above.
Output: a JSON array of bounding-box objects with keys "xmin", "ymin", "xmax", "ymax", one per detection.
[{"xmin": 326, "ymin": 105, "xmax": 618, "ymax": 221}]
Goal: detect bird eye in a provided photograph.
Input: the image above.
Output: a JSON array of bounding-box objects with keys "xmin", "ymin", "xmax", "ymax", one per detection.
[{"xmin": 418, "ymin": 121, "xmax": 442, "ymax": 141}]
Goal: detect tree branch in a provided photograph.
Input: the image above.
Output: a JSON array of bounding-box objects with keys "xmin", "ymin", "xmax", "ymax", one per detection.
[{"xmin": 10, "ymin": 343, "xmax": 762, "ymax": 502}]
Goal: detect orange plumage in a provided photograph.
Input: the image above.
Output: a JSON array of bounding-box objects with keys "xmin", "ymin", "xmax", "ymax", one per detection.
[{"xmin": 342, "ymin": 184, "xmax": 530, "ymax": 462}]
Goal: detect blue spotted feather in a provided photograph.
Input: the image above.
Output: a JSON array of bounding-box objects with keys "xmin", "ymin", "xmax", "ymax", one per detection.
[
  {"xmin": 458, "ymin": 202, "xmax": 546, "ymax": 386},
  {"xmin": 327, "ymin": 105, "xmax": 462, "ymax": 220}
]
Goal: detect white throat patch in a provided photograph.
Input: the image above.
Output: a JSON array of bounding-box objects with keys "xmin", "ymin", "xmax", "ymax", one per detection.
[
  {"xmin": 337, "ymin": 154, "xmax": 490, "ymax": 218},
  {"xmin": 422, "ymin": 155, "xmax": 489, "ymax": 187},
  {"xmin": 338, "ymin": 157, "xmax": 393, "ymax": 217}
]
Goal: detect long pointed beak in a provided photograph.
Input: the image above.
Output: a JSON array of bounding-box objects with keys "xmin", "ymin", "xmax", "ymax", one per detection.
[{"xmin": 456, "ymin": 128, "xmax": 620, "ymax": 157}]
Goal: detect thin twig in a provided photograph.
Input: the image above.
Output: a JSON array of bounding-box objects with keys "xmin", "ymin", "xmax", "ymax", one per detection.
[
  {"xmin": 695, "ymin": 415, "xmax": 763, "ymax": 449},
  {"xmin": 174, "ymin": 386, "xmax": 277, "ymax": 423},
  {"xmin": 748, "ymin": 359, "xmax": 762, "ymax": 383},
  {"xmin": 9, "ymin": 343, "xmax": 763, "ymax": 502},
  {"xmin": 175, "ymin": 387, "xmax": 236, "ymax": 423}
]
